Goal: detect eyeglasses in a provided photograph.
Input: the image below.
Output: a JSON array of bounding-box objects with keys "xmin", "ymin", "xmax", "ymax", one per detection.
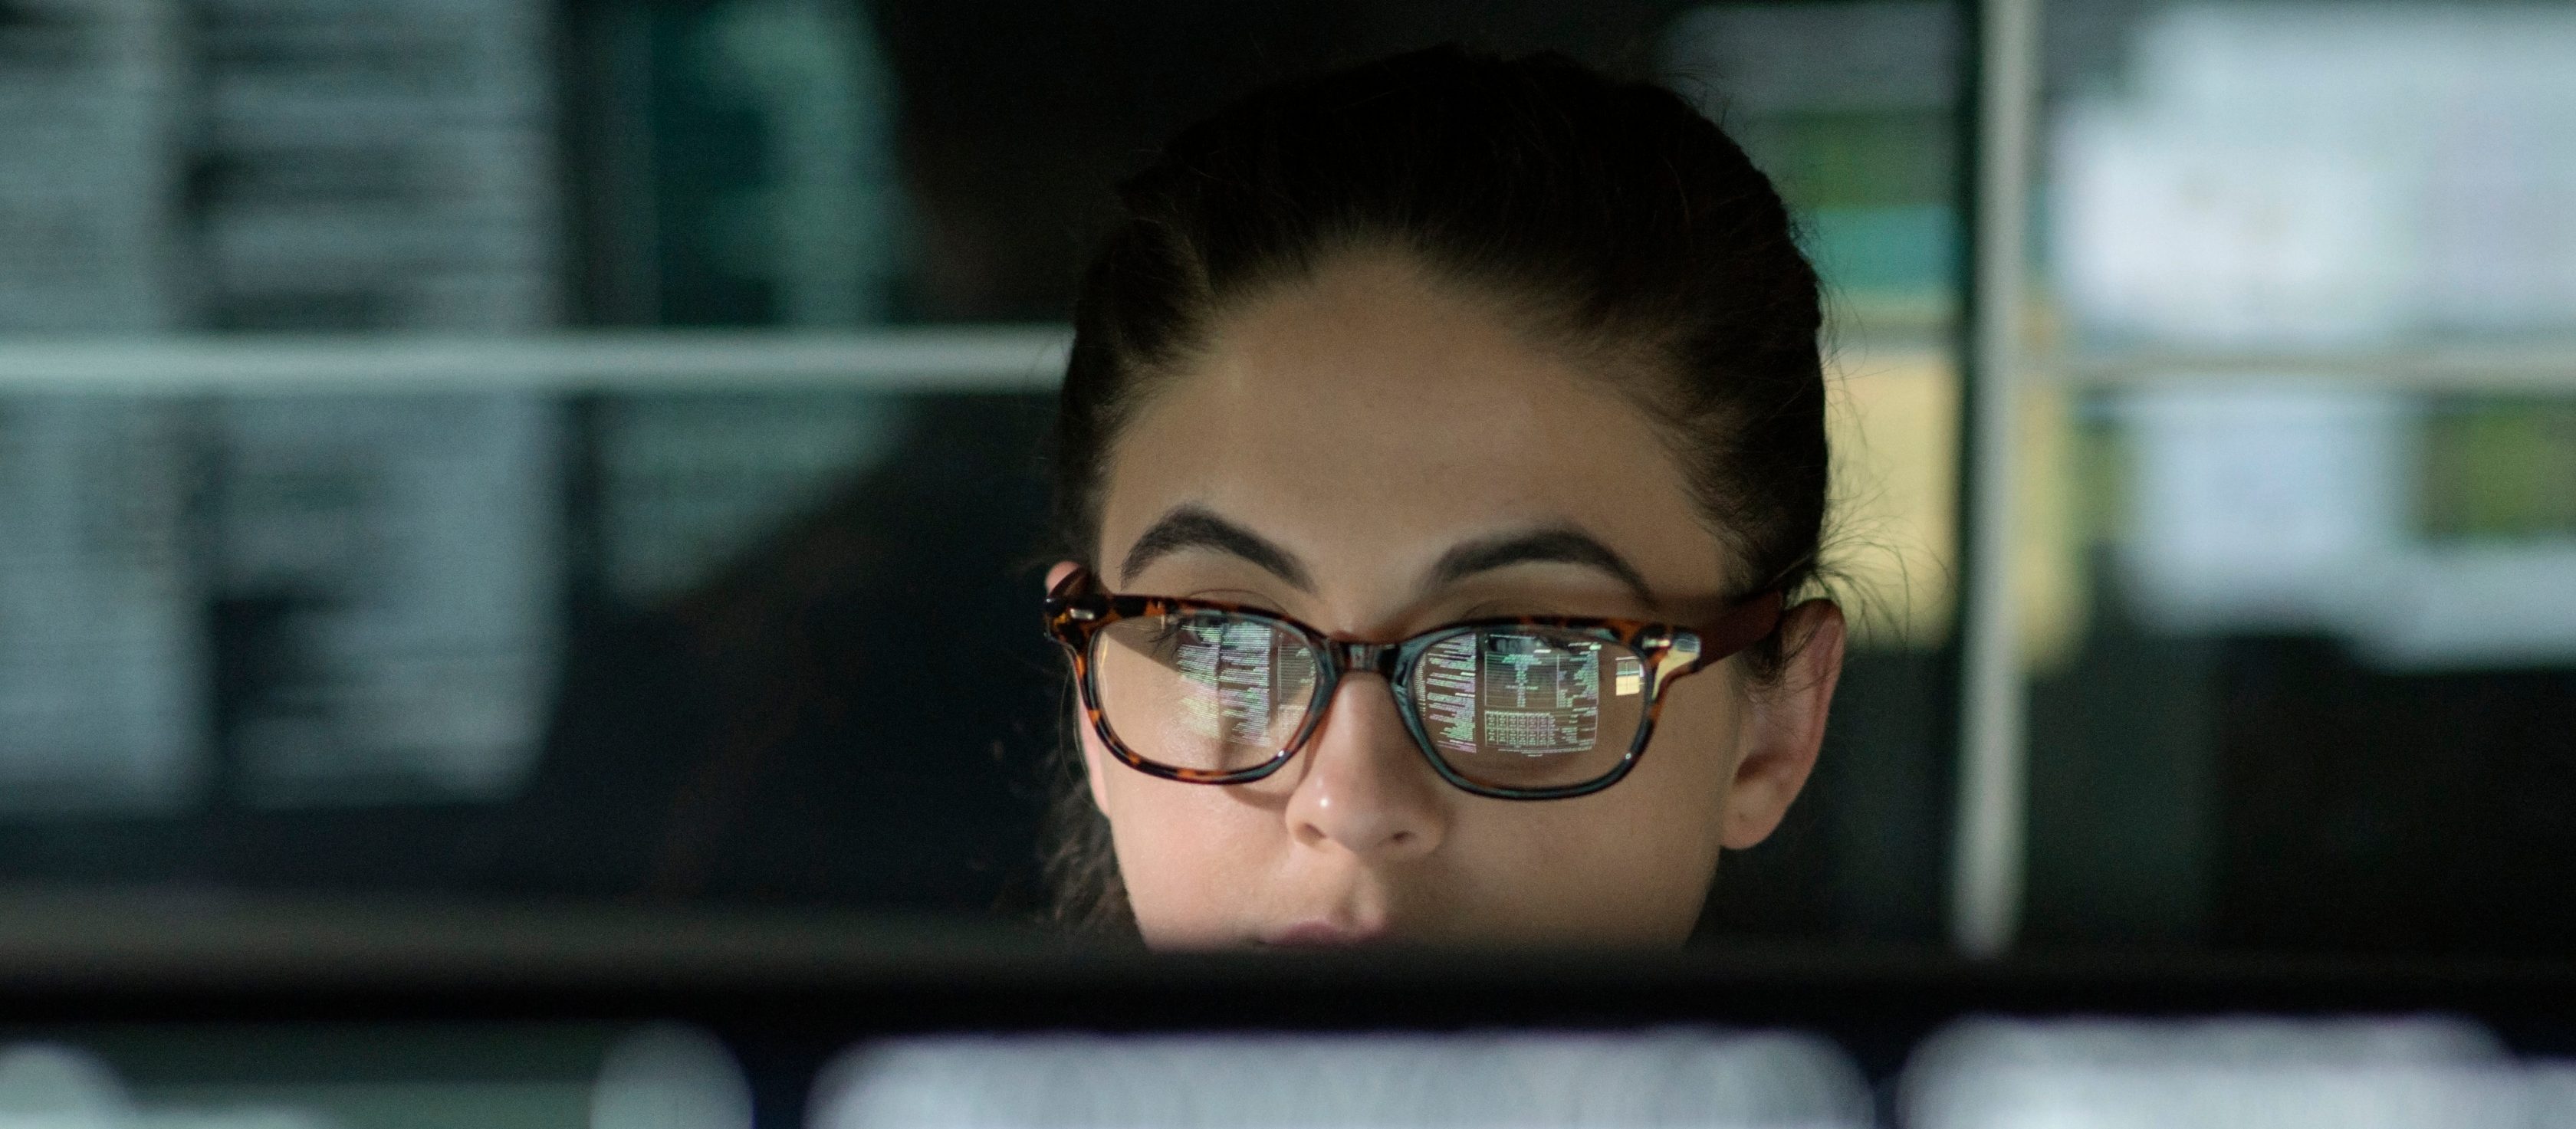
[{"xmin": 1043, "ymin": 566, "xmax": 1786, "ymax": 800}]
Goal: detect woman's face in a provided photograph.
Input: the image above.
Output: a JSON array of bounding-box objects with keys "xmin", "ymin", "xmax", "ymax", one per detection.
[{"xmin": 1054, "ymin": 252, "xmax": 1843, "ymax": 949}]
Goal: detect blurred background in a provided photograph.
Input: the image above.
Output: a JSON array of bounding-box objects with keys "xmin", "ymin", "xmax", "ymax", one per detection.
[
  {"xmin": 6, "ymin": 1, "xmax": 2576, "ymax": 1125},
  {"xmin": 0, "ymin": 0, "xmax": 2571, "ymax": 973}
]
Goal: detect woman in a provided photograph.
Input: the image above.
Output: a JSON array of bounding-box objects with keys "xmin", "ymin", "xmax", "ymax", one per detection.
[{"xmin": 1039, "ymin": 46, "xmax": 1845, "ymax": 948}]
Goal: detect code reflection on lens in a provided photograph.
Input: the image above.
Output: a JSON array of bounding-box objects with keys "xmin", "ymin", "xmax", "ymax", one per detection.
[{"xmin": 1421, "ymin": 632, "xmax": 1606, "ymax": 759}]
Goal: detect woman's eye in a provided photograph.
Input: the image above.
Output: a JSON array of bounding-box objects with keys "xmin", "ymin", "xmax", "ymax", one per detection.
[
  {"xmin": 1145, "ymin": 614, "xmax": 1239, "ymax": 652},
  {"xmin": 1142, "ymin": 615, "xmax": 1197, "ymax": 649}
]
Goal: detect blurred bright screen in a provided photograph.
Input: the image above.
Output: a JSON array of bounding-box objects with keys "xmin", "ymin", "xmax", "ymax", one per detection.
[{"xmin": 18, "ymin": 1018, "xmax": 2574, "ymax": 1129}]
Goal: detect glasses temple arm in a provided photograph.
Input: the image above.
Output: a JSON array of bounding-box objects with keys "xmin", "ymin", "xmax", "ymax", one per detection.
[{"xmin": 1691, "ymin": 589, "xmax": 1789, "ymax": 667}]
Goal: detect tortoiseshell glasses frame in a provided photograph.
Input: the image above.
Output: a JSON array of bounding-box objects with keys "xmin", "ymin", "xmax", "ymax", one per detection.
[{"xmin": 1042, "ymin": 566, "xmax": 1786, "ymax": 800}]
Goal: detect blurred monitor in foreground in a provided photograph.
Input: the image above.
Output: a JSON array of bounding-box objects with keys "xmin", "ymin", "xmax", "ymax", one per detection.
[{"xmin": 12, "ymin": 1014, "xmax": 2574, "ymax": 1129}]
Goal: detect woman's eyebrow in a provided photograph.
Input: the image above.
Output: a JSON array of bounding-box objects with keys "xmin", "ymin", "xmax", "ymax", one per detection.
[
  {"xmin": 1427, "ymin": 527, "xmax": 1658, "ymax": 608},
  {"xmin": 1118, "ymin": 505, "xmax": 1313, "ymax": 591}
]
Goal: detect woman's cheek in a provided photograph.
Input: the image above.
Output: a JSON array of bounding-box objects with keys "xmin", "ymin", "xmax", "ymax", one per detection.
[
  {"xmin": 1106, "ymin": 781, "xmax": 1270, "ymax": 944},
  {"xmin": 1509, "ymin": 727, "xmax": 1737, "ymax": 938},
  {"xmin": 1454, "ymin": 801, "xmax": 1713, "ymax": 943}
]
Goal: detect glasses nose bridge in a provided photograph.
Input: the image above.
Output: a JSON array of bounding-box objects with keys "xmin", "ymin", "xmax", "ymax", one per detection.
[{"xmin": 1324, "ymin": 638, "xmax": 1402, "ymax": 681}]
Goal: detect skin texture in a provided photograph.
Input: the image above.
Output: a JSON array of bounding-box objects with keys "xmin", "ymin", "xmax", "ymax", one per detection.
[{"xmin": 1050, "ymin": 251, "xmax": 1845, "ymax": 950}]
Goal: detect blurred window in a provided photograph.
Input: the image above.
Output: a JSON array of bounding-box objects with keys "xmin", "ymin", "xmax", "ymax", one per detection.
[
  {"xmin": 2022, "ymin": 0, "xmax": 2576, "ymax": 954},
  {"xmin": 0, "ymin": 0, "xmax": 1967, "ymax": 940}
]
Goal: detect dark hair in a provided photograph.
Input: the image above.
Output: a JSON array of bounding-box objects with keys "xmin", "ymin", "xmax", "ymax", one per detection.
[{"xmin": 1041, "ymin": 46, "xmax": 1829, "ymax": 934}]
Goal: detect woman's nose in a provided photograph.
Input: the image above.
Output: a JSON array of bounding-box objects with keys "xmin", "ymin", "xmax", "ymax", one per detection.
[{"xmin": 1281, "ymin": 674, "xmax": 1449, "ymax": 862}]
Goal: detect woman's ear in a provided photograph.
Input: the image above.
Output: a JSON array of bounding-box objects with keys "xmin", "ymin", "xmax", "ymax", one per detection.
[
  {"xmin": 1719, "ymin": 599, "xmax": 1847, "ymax": 849},
  {"xmin": 1046, "ymin": 560, "xmax": 1083, "ymax": 592}
]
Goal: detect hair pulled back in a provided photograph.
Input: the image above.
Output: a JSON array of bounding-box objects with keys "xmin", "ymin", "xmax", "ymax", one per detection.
[{"xmin": 1043, "ymin": 45, "xmax": 1829, "ymax": 931}]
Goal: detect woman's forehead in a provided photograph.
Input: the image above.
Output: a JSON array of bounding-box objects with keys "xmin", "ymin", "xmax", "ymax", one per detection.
[
  {"xmin": 1189, "ymin": 254, "xmax": 1603, "ymax": 421},
  {"xmin": 1096, "ymin": 258, "xmax": 1726, "ymax": 598}
]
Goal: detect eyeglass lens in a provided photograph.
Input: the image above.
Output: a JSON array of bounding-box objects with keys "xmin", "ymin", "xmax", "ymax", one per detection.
[
  {"xmin": 1091, "ymin": 611, "xmax": 1650, "ymax": 791},
  {"xmin": 1094, "ymin": 613, "xmax": 1320, "ymax": 774},
  {"xmin": 1408, "ymin": 629, "xmax": 1646, "ymax": 791}
]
